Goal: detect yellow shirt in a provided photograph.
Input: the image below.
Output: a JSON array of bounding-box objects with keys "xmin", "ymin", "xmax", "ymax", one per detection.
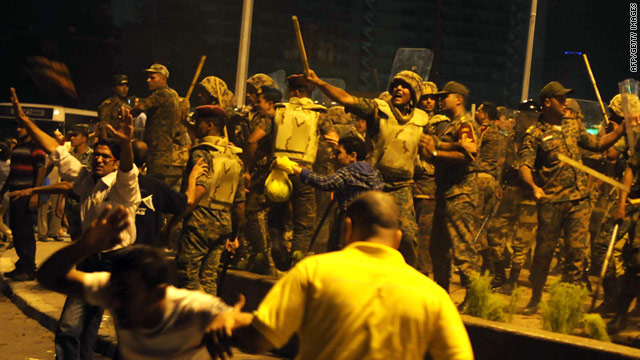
[{"xmin": 252, "ymin": 241, "xmax": 474, "ymax": 360}]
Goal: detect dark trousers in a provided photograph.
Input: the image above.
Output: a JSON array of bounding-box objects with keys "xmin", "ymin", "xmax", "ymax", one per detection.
[
  {"xmin": 55, "ymin": 251, "xmax": 119, "ymax": 360},
  {"xmin": 9, "ymin": 196, "xmax": 36, "ymax": 274}
]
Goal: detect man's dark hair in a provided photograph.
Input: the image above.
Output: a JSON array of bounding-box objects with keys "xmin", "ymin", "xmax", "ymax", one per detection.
[
  {"xmin": 110, "ymin": 245, "xmax": 175, "ymax": 289},
  {"xmin": 344, "ymin": 191, "xmax": 399, "ymax": 239},
  {"xmin": 132, "ymin": 140, "xmax": 148, "ymax": 168},
  {"xmin": 481, "ymin": 102, "xmax": 498, "ymax": 120},
  {"xmin": 339, "ymin": 136, "xmax": 370, "ymax": 161},
  {"xmin": 94, "ymin": 139, "xmax": 121, "ymax": 161}
]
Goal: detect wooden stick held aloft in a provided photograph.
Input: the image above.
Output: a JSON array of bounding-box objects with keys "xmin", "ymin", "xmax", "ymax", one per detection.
[
  {"xmin": 185, "ymin": 55, "xmax": 207, "ymax": 100},
  {"xmin": 292, "ymin": 16, "xmax": 310, "ymax": 77},
  {"xmin": 582, "ymin": 53, "xmax": 610, "ymax": 125}
]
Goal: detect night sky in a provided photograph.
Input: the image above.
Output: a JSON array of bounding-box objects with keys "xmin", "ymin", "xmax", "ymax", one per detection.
[{"xmin": 0, "ymin": 0, "xmax": 636, "ymax": 111}]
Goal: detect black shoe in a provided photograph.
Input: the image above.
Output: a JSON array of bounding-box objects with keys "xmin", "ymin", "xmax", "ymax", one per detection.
[
  {"xmin": 607, "ymin": 314, "xmax": 628, "ymax": 334},
  {"xmin": 4, "ymin": 268, "xmax": 22, "ymax": 279},
  {"xmin": 523, "ymin": 291, "xmax": 542, "ymax": 315},
  {"xmin": 11, "ymin": 272, "xmax": 35, "ymax": 281}
]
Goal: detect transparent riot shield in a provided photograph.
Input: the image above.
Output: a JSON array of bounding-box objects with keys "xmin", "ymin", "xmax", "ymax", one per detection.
[
  {"xmin": 312, "ymin": 78, "xmax": 346, "ymax": 106},
  {"xmin": 574, "ymin": 99, "xmax": 604, "ymax": 135},
  {"xmin": 387, "ymin": 48, "xmax": 434, "ymax": 89},
  {"xmin": 268, "ymin": 69, "xmax": 286, "ymax": 98},
  {"xmin": 619, "ymin": 79, "xmax": 640, "ymax": 155}
]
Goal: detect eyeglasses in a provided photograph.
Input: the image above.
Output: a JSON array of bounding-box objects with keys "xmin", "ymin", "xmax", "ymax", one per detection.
[{"xmin": 93, "ymin": 152, "xmax": 115, "ymax": 162}]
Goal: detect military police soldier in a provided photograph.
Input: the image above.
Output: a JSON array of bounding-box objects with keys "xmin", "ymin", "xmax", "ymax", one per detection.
[
  {"xmin": 98, "ymin": 75, "xmax": 129, "ymax": 128},
  {"xmin": 519, "ymin": 81, "xmax": 625, "ymax": 312},
  {"xmin": 413, "ymin": 81, "xmax": 447, "ymax": 275},
  {"xmin": 305, "ymin": 69, "xmax": 429, "ymax": 267},
  {"xmin": 473, "ymin": 101, "xmax": 507, "ymax": 279},
  {"xmin": 176, "ymin": 105, "xmax": 245, "ymax": 295},
  {"xmin": 486, "ymin": 100, "xmax": 540, "ymax": 292},
  {"xmin": 247, "ymin": 76, "xmax": 338, "ymax": 270},
  {"xmin": 421, "ymin": 81, "xmax": 482, "ymax": 293},
  {"xmin": 131, "ymin": 64, "xmax": 190, "ymax": 189}
]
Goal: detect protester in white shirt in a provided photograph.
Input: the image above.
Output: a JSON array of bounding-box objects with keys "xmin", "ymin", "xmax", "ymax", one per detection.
[{"xmin": 37, "ymin": 206, "xmax": 238, "ymax": 360}]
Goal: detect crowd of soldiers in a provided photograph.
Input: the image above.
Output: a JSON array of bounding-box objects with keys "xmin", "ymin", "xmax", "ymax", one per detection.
[{"xmin": 7, "ymin": 61, "xmax": 640, "ymax": 341}]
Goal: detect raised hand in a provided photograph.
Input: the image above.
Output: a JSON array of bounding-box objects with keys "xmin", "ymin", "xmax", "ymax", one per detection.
[
  {"xmin": 9, "ymin": 87, "xmax": 28, "ymax": 122},
  {"xmin": 106, "ymin": 107, "xmax": 134, "ymax": 142}
]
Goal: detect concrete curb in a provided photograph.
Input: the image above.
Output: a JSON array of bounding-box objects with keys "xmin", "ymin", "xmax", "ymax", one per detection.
[{"xmin": 0, "ymin": 243, "xmax": 118, "ymax": 357}]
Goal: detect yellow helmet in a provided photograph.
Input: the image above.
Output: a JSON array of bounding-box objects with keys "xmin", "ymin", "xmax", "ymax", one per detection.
[{"xmin": 265, "ymin": 168, "xmax": 293, "ymax": 202}]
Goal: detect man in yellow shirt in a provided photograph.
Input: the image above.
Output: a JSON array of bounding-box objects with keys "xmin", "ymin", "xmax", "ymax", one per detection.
[{"xmin": 210, "ymin": 191, "xmax": 473, "ymax": 360}]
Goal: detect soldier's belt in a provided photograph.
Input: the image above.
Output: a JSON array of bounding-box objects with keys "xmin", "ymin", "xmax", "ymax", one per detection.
[{"xmin": 557, "ymin": 154, "xmax": 630, "ymax": 193}]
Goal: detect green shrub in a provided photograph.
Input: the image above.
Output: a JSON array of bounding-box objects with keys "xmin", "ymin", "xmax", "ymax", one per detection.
[
  {"xmin": 582, "ymin": 313, "xmax": 611, "ymax": 342},
  {"xmin": 504, "ymin": 285, "xmax": 524, "ymax": 323},
  {"xmin": 462, "ymin": 272, "xmax": 505, "ymax": 322},
  {"xmin": 540, "ymin": 281, "xmax": 588, "ymax": 334}
]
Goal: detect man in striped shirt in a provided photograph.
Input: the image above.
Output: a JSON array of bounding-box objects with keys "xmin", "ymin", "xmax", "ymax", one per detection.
[{"xmin": 1, "ymin": 122, "xmax": 47, "ymax": 281}]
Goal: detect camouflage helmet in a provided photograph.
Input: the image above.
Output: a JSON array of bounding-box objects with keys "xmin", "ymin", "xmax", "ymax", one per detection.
[
  {"xmin": 247, "ymin": 73, "xmax": 278, "ymax": 92},
  {"xmin": 421, "ymin": 81, "xmax": 438, "ymax": 97},
  {"xmin": 609, "ymin": 94, "xmax": 640, "ymax": 118},
  {"xmin": 388, "ymin": 70, "xmax": 423, "ymax": 106},
  {"xmin": 197, "ymin": 76, "xmax": 235, "ymax": 108},
  {"xmin": 327, "ymin": 106, "xmax": 351, "ymax": 125}
]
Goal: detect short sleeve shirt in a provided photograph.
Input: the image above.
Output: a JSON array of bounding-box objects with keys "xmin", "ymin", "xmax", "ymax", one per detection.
[{"xmin": 519, "ymin": 116, "xmax": 600, "ymax": 203}]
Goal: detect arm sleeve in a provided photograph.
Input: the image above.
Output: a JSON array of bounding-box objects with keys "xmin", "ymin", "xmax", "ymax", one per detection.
[
  {"xmin": 345, "ymin": 97, "xmax": 380, "ymax": 136},
  {"xmin": 519, "ymin": 131, "xmax": 537, "ymax": 170},
  {"xmin": 136, "ymin": 91, "xmax": 163, "ymax": 112},
  {"xmin": 577, "ymin": 120, "xmax": 600, "ymax": 151},
  {"xmin": 50, "ymin": 145, "xmax": 85, "ymax": 182},
  {"xmin": 114, "ymin": 165, "xmax": 141, "ymax": 208},
  {"xmin": 83, "ymin": 272, "xmax": 112, "ymax": 307},
  {"xmin": 251, "ymin": 262, "xmax": 309, "ymax": 348},
  {"xmin": 257, "ymin": 115, "xmax": 274, "ymax": 136},
  {"xmin": 300, "ymin": 168, "xmax": 348, "ymax": 191},
  {"xmin": 234, "ymin": 159, "xmax": 246, "ymax": 202},
  {"xmin": 427, "ymin": 296, "xmax": 474, "ymax": 360}
]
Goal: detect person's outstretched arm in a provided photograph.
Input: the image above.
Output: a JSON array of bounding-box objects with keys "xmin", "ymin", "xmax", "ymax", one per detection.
[
  {"xmin": 37, "ymin": 206, "xmax": 129, "ymax": 298},
  {"xmin": 298, "ymin": 70, "xmax": 356, "ymax": 106},
  {"xmin": 9, "ymin": 88, "xmax": 61, "ymax": 154}
]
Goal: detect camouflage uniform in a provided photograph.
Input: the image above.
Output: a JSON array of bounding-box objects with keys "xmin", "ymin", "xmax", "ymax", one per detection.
[
  {"xmin": 474, "ymin": 124, "xmax": 505, "ymax": 219},
  {"xmin": 520, "ymin": 115, "xmax": 602, "ymax": 293},
  {"xmin": 260, "ymin": 97, "xmax": 335, "ymax": 268},
  {"xmin": 98, "ymin": 96, "xmax": 126, "ymax": 128},
  {"xmin": 137, "ymin": 85, "xmax": 190, "ymax": 189},
  {"xmin": 346, "ymin": 71, "xmax": 429, "ymax": 267},
  {"xmin": 486, "ymin": 130, "xmax": 538, "ymax": 268},
  {"xmin": 176, "ymin": 135, "xmax": 245, "ymax": 295},
  {"xmin": 413, "ymin": 114, "xmax": 450, "ymax": 275},
  {"xmin": 431, "ymin": 113, "xmax": 482, "ymax": 290}
]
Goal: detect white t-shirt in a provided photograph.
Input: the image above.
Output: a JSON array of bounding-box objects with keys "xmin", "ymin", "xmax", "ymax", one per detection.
[{"xmin": 84, "ymin": 272, "xmax": 231, "ymax": 360}]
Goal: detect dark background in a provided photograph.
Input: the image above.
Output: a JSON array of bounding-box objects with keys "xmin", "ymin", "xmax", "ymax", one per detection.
[{"xmin": 0, "ymin": 0, "xmax": 634, "ymax": 111}]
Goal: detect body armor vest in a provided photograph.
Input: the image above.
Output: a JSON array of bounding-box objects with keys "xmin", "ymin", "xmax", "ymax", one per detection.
[
  {"xmin": 191, "ymin": 136, "xmax": 243, "ymax": 210},
  {"xmin": 371, "ymin": 99, "xmax": 429, "ymax": 178},
  {"xmin": 273, "ymin": 98, "xmax": 326, "ymax": 164}
]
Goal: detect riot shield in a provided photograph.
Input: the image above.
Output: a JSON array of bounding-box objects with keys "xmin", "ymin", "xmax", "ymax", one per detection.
[
  {"xmin": 387, "ymin": 48, "xmax": 434, "ymax": 89},
  {"xmin": 574, "ymin": 99, "xmax": 604, "ymax": 135},
  {"xmin": 268, "ymin": 69, "xmax": 286, "ymax": 97},
  {"xmin": 619, "ymin": 79, "xmax": 640, "ymax": 154}
]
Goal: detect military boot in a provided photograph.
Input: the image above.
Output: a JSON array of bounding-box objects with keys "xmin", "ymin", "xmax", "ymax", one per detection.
[
  {"xmin": 523, "ymin": 288, "xmax": 542, "ymax": 315},
  {"xmin": 596, "ymin": 276, "xmax": 621, "ymax": 315},
  {"xmin": 490, "ymin": 261, "xmax": 506, "ymax": 290}
]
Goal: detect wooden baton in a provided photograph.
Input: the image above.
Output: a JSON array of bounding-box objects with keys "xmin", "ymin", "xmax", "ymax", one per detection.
[
  {"xmin": 185, "ymin": 55, "xmax": 207, "ymax": 100},
  {"xmin": 292, "ymin": 16, "xmax": 310, "ymax": 76}
]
